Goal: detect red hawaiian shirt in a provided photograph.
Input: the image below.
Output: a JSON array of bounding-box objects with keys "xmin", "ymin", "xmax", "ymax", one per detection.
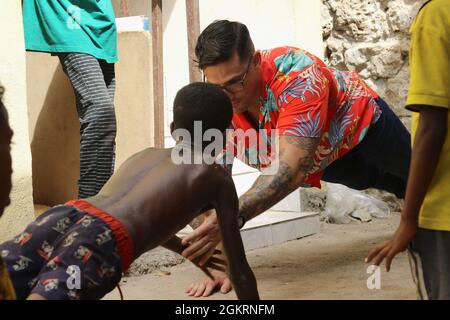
[{"xmin": 224, "ymin": 46, "xmax": 381, "ymax": 188}]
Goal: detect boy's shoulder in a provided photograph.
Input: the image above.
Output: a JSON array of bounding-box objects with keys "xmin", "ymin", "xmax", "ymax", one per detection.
[
  {"xmin": 191, "ymin": 163, "xmax": 234, "ymax": 187},
  {"xmin": 197, "ymin": 163, "xmax": 231, "ymax": 178}
]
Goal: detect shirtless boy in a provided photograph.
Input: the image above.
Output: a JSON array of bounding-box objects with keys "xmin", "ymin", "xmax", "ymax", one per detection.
[{"xmin": 0, "ymin": 82, "xmax": 259, "ymax": 300}]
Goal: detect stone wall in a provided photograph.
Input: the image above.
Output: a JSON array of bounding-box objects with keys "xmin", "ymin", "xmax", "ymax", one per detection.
[
  {"xmin": 322, "ymin": 0, "xmax": 427, "ymax": 128},
  {"xmin": 303, "ymin": 0, "xmax": 428, "ymax": 217}
]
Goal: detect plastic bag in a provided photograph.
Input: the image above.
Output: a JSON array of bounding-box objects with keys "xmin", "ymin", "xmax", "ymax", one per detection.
[{"xmin": 324, "ymin": 183, "xmax": 390, "ymax": 224}]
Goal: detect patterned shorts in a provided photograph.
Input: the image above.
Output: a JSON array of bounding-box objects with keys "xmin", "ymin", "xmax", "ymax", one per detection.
[{"xmin": 0, "ymin": 200, "xmax": 134, "ymax": 300}]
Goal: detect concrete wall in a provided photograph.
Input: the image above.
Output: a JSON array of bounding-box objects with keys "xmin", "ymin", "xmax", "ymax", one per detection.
[
  {"xmin": 114, "ymin": 31, "xmax": 155, "ymax": 165},
  {"xmin": 27, "ymin": 31, "xmax": 154, "ymax": 206},
  {"xmin": 26, "ymin": 53, "xmax": 80, "ymax": 206},
  {"xmin": 0, "ymin": 1, "xmax": 35, "ymax": 242},
  {"xmin": 200, "ymin": 0, "xmax": 323, "ymax": 56}
]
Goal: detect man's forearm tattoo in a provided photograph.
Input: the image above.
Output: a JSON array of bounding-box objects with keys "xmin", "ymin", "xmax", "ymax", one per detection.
[
  {"xmin": 239, "ymin": 136, "xmax": 319, "ymax": 221},
  {"xmin": 297, "ymin": 155, "xmax": 314, "ymax": 173},
  {"xmin": 284, "ymin": 136, "xmax": 317, "ymax": 174},
  {"xmin": 239, "ymin": 161, "xmax": 295, "ymax": 221},
  {"xmin": 284, "ymin": 136, "xmax": 318, "ymax": 151}
]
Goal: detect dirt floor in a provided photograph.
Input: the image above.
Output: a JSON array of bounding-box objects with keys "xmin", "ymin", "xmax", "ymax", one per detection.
[{"xmin": 103, "ymin": 212, "xmax": 417, "ymax": 300}]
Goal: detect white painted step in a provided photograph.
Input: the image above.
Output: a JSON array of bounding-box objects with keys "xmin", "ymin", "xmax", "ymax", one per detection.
[
  {"xmin": 240, "ymin": 211, "xmax": 319, "ymax": 251},
  {"xmin": 177, "ymin": 211, "xmax": 320, "ymax": 252}
]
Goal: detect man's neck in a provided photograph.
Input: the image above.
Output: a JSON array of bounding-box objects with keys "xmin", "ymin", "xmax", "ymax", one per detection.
[
  {"xmin": 246, "ymin": 71, "xmax": 263, "ymax": 124},
  {"xmin": 246, "ymin": 103, "xmax": 261, "ymax": 127}
]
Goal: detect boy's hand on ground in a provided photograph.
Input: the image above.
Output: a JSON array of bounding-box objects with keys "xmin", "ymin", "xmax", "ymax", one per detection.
[
  {"xmin": 185, "ymin": 268, "xmax": 231, "ymax": 298},
  {"xmin": 182, "ymin": 213, "xmax": 222, "ymax": 265},
  {"xmin": 186, "ymin": 250, "xmax": 232, "ymax": 297},
  {"xmin": 365, "ymin": 219, "xmax": 418, "ymax": 272}
]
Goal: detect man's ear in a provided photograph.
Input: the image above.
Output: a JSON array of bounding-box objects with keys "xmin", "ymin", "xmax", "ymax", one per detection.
[
  {"xmin": 170, "ymin": 122, "xmax": 175, "ymax": 135},
  {"xmin": 253, "ymin": 51, "xmax": 261, "ymax": 67}
]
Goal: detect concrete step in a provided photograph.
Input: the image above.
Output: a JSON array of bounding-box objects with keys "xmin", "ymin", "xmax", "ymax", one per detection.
[
  {"xmin": 177, "ymin": 211, "xmax": 320, "ymax": 252},
  {"xmin": 240, "ymin": 211, "xmax": 320, "ymax": 251}
]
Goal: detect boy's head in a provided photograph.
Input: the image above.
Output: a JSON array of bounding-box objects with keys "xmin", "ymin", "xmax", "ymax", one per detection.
[
  {"xmin": 172, "ymin": 82, "xmax": 233, "ymax": 143},
  {"xmin": 0, "ymin": 85, "xmax": 13, "ymax": 216}
]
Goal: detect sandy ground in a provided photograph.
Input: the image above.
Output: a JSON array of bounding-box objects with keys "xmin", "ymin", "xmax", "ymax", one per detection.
[{"xmin": 103, "ymin": 211, "xmax": 417, "ymax": 300}]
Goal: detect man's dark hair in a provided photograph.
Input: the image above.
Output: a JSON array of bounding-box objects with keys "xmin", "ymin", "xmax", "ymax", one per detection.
[
  {"xmin": 195, "ymin": 20, "xmax": 254, "ymax": 69},
  {"xmin": 173, "ymin": 82, "xmax": 232, "ymax": 136}
]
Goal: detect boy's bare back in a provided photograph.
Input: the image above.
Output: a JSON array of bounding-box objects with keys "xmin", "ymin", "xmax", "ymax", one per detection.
[
  {"xmin": 86, "ymin": 147, "xmax": 234, "ymax": 260},
  {"xmin": 87, "ymin": 145, "xmax": 259, "ymax": 300}
]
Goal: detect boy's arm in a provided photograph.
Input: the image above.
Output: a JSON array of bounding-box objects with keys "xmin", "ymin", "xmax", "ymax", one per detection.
[
  {"xmin": 162, "ymin": 234, "xmax": 225, "ymax": 277},
  {"xmin": 213, "ymin": 175, "xmax": 259, "ymax": 300},
  {"xmin": 186, "ymin": 161, "xmax": 233, "ymax": 231},
  {"xmin": 400, "ymin": 106, "xmax": 447, "ymax": 224},
  {"xmin": 162, "ymin": 235, "xmax": 187, "ymax": 255},
  {"xmin": 366, "ymin": 106, "xmax": 447, "ymax": 270},
  {"xmin": 162, "ymin": 235, "xmax": 222, "ymax": 271},
  {"xmin": 183, "ymin": 199, "xmax": 257, "ymax": 299}
]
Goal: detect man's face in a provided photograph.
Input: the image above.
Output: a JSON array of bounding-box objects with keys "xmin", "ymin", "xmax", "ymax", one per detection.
[
  {"xmin": 203, "ymin": 50, "xmax": 261, "ymax": 114},
  {"xmin": 0, "ymin": 105, "xmax": 13, "ymax": 216}
]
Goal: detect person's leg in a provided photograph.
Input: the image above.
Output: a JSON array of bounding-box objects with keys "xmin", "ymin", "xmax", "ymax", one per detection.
[
  {"xmin": 99, "ymin": 59, "xmax": 117, "ymax": 176},
  {"xmin": 353, "ymin": 98, "xmax": 411, "ymax": 197},
  {"xmin": 58, "ymin": 53, "xmax": 117, "ymax": 199},
  {"xmin": 322, "ymin": 150, "xmax": 381, "ymax": 189},
  {"xmin": 408, "ymin": 228, "xmax": 450, "ymax": 300},
  {"xmin": 322, "ymin": 150, "xmax": 408, "ymax": 198},
  {"xmin": 323, "ymin": 98, "xmax": 411, "ymax": 198},
  {"xmin": 100, "ymin": 59, "xmax": 116, "ymax": 103}
]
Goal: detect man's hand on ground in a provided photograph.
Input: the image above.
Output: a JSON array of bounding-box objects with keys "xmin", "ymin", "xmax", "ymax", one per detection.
[
  {"xmin": 182, "ymin": 213, "xmax": 222, "ymax": 265},
  {"xmin": 365, "ymin": 219, "xmax": 418, "ymax": 272}
]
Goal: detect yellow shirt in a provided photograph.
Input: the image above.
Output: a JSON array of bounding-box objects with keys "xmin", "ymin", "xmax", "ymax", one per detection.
[
  {"xmin": 0, "ymin": 257, "xmax": 16, "ymax": 300},
  {"xmin": 407, "ymin": 0, "xmax": 450, "ymax": 231}
]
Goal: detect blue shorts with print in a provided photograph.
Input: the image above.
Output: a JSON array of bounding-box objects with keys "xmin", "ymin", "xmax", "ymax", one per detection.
[{"xmin": 0, "ymin": 204, "xmax": 125, "ymax": 300}]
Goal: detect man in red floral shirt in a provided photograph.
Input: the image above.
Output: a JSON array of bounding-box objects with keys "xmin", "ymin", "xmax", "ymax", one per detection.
[{"xmin": 182, "ymin": 20, "xmax": 411, "ymax": 297}]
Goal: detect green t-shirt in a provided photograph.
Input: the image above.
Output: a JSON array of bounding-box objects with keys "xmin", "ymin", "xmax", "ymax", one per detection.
[{"xmin": 23, "ymin": 0, "xmax": 118, "ymax": 63}]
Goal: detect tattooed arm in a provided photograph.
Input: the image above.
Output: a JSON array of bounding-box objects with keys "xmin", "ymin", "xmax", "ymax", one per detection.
[{"xmin": 238, "ymin": 135, "xmax": 319, "ymax": 224}]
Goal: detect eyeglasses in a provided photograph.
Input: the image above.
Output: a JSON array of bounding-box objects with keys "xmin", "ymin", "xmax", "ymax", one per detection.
[{"xmin": 203, "ymin": 58, "xmax": 252, "ymax": 94}]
